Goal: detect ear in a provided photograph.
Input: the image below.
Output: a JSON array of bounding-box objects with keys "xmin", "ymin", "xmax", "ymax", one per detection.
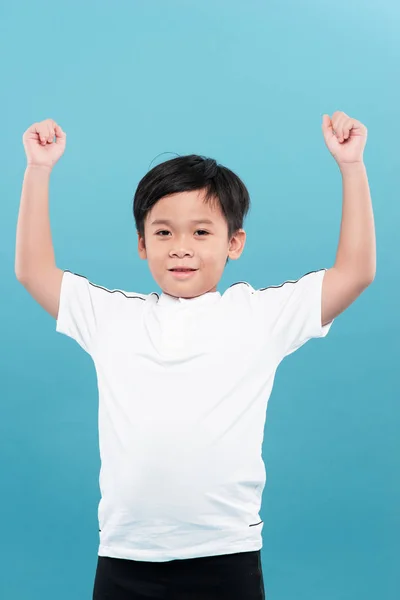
[
  {"xmin": 227, "ymin": 229, "xmax": 246, "ymax": 261},
  {"xmin": 137, "ymin": 232, "xmax": 147, "ymax": 260}
]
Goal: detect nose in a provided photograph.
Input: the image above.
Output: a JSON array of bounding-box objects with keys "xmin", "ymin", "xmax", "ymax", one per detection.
[
  {"xmin": 167, "ymin": 231, "xmax": 196, "ymax": 258},
  {"xmin": 169, "ymin": 246, "xmax": 194, "ymax": 258},
  {"xmin": 167, "ymin": 233, "xmax": 194, "ymax": 258}
]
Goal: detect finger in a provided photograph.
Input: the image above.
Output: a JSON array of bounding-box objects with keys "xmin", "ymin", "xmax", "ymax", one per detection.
[
  {"xmin": 47, "ymin": 125, "xmax": 56, "ymax": 143},
  {"xmin": 342, "ymin": 118, "xmax": 356, "ymax": 141},
  {"xmin": 322, "ymin": 115, "xmax": 335, "ymax": 140},
  {"xmin": 46, "ymin": 124, "xmax": 55, "ymax": 143},
  {"xmin": 338, "ymin": 114, "xmax": 351, "ymax": 142},
  {"xmin": 54, "ymin": 124, "xmax": 64, "ymax": 138},
  {"xmin": 333, "ymin": 115, "xmax": 344, "ymax": 142},
  {"xmin": 332, "ymin": 112, "xmax": 346, "ymax": 142},
  {"xmin": 54, "ymin": 124, "xmax": 66, "ymax": 143},
  {"xmin": 323, "ymin": 114, "xmax": 333, "ymax": 130},
  {"xmin": 38, "ymin": 127, "xmax": 48, "ymax": 145},
  {"xmin": 35, "ymin": 123, "xmax": 47, "ymax": 145},
  {"xmin": 343, "ymin": 119, "xmax": 353, "ymax": 140},
  {"xmin": 42, "ymin": 128, "xmax": 50, "ymax": 144},
  {"xmin": 39, "ymin": 121, "xmax": 52, "ymax": 144}
]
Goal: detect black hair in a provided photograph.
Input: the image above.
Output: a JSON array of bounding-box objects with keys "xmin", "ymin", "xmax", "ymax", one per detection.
[{"xmin": 133, "ymin": 154, "xmax": 251, "ymax": 247}]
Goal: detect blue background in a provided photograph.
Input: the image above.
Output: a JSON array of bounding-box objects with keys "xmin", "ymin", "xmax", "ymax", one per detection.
[{"xmin": 1, "ymin": 1, "xmax": 399, "ymax": 598}]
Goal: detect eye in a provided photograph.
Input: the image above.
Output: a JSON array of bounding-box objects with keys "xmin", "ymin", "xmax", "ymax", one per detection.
[{"xmin": 155, "ymin": 230, "xmax": 209, "ymax": 237}]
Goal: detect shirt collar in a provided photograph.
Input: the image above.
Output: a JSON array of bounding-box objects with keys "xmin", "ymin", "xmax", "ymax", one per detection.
[{"xmin": 156, "ymin": 290, "xmax": 221, "ymax": 308}]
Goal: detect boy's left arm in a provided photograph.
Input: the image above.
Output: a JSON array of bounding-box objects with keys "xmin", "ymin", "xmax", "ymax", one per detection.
[{"xmin": 320, "ymin": 112, "xmax": 376, "ymax": 327}]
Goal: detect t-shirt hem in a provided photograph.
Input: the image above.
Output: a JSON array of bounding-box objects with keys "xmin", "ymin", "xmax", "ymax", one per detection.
[
  {"xmin": 312, "ymin": 268, "xmax": 333, "ymax": 339},
  {"xmin": 98, "ymin": 539, "xmax": 263, "ymax": 562}
]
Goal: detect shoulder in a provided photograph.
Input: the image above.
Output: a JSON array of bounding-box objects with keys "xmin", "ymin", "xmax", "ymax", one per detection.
[
  {"xmin": 223, "ymin": 280, "xmax": 256, "ymax": 298},
  {"xmin": 255, "ymin": 269, "xmax": 326, "ymax": 294},
  {"xmin": 61, "ymin": 269, "xmax": 155, "ymax": 307},
  {"xmin": 222, "ymin": 269, "xmax": 327, "ymax": 307},
  {"xmin": 220, "ymin": 281, "xmax": 258, "ymax": 314}
]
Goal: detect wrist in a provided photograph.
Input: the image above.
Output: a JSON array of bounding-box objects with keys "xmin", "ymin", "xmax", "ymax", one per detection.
[
  {"xmin": 26, "ymin": 163, "xmax": 53, "ymax": 173},
  {"xmin": 338, "ymin": 161, "xmax": 366, "ymax": 177}
]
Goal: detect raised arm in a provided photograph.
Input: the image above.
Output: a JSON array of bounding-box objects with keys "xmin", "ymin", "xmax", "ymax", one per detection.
[
  {"xmin": 15, "ymin": 119, "xmax": 67, "ymax": 319},
  {"xmin": 320, "ymin": 112, "xmax": 376, "ymax": 326}
]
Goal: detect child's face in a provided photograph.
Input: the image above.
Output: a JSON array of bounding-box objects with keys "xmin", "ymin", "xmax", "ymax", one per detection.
[{"xmin": 138, "ymin": 189, "xmax": 246, "ymax": 299}]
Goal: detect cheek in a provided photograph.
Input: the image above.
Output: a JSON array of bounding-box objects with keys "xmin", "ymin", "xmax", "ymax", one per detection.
[
  {"xmin": 146, "ymin": 241, "xmax": 164, "ymax": 259},
  {"xmin": 144, "ymin": 249, "xmax": 163, "ymax": 272},
  {"xmin": 202, "ymin": 244, "xmax": 229, "ymax": 265}
]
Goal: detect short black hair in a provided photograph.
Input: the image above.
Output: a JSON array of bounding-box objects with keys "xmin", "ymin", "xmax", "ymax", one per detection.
[{"xmin": 133, "ymin": 154, "xmax": 251, "ymax": 243}]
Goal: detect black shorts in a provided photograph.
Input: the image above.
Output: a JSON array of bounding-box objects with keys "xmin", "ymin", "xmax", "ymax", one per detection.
[{"xmin": 92, "ymin": 549, "xmax": 265, "ymax": 599}]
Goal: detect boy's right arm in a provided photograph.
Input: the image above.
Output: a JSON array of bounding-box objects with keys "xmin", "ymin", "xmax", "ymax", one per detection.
[{"xmin": 15, "ymin": 119, "xmax": 67, "ymax": 320}]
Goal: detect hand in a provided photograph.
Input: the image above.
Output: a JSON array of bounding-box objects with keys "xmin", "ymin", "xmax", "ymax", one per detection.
[
  {"xmin": 322, "ymin": 111, "xmax": 367, "ymax": 167},
  {"xmin": 23, "ymin": 119, "xmax": 66, "ymax": 169}
]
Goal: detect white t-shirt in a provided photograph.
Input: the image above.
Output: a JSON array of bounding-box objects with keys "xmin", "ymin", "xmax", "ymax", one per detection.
[{"xmin": 56, "ymin": 268, "xmax": 333, "ymax": 562}]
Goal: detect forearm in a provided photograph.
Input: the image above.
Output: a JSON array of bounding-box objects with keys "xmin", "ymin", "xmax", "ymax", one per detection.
[
  {"xmin": 15, "ymin": 165, "xmax": 56, "ymax": 279},
  {"xmin": 334, "ymin": 162, "xmax": 376, "ymax": 281}
]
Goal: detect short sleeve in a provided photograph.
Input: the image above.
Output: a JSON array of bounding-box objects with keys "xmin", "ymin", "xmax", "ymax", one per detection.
[
  {"xmin": 254, "ymin": 269, "xmax": 333, "ymax": 359},
  {"xmin": 56, "ymin": 270, "xmax": 109, "ymax": 355}
]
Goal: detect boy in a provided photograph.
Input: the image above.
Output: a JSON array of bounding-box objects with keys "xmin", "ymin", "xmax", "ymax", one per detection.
[{"xmin": 15, "ymin": 113, "xmax": 375, "ymax": 599}]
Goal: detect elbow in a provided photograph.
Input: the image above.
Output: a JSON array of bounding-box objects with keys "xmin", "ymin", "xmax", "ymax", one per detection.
[{"xmin": 365, "ymin": 270, "xmax": 376, "ymax": 286}]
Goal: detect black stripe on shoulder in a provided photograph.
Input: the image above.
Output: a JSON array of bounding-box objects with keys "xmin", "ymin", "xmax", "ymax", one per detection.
[
  {"xmin": 63, "ymin": 270, "xmax": 158, "ymax": 301},
  {"xmin": 258, "ymin": 268, "xmax": 325, "ymax": 292},
  {"xmin": 228, "ymin": 281, "xmax": 252, "ymax": 289}
]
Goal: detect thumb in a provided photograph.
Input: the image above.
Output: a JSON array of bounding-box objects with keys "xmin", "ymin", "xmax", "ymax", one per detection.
[
  {"xmin": 54, "ymin": 124, "xmax": 67, "ymax": 143},
  {"xmin": 322, "ymin": 114, "xmax": 334, "ymax": 139}
]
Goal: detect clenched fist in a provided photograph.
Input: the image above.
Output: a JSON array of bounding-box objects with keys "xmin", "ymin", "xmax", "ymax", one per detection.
[{"xmin": 23, "ymin": 119, "xmax": 66, "ymax": 169}]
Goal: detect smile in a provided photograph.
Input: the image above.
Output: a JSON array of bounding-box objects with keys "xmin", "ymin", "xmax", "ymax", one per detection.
[{"xmin": 169, "ymin": 269, "xmax": 198, "ymax": 279}]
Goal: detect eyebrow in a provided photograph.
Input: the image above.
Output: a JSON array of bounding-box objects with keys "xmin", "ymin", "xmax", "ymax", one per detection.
[{"xmin": 150, "ymin": 219, "xmax": 214, "ymax": 226}]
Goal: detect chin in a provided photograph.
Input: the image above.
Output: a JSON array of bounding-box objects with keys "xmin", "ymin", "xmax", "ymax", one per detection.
[{"xmin": 164, "ymin": 282, "xmax": 201, "ymax": 297}]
